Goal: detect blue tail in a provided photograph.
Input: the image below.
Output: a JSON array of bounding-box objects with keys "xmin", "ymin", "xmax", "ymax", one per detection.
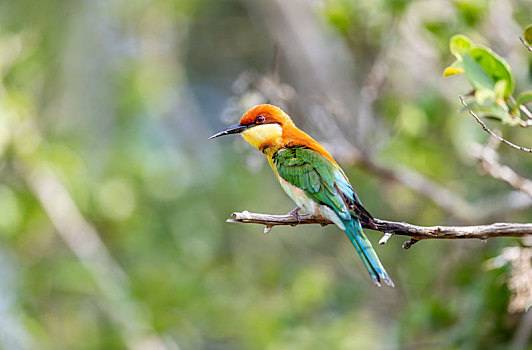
[{"xmin": 343, "ymin": 218, "xmax": 394, "ymax": 287}]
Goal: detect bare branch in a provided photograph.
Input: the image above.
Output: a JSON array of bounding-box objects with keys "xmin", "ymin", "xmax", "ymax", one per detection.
[
  {"xmin": 460, "ymin": 97, "xmax": 532, "ymax": 153},
  {"xmin": 519, "ymin": 105, "xmax": 532, "ymax": 121},
  {"xmin": 228, "ymin": 210, "xmax": 532, "ymax": 249},
  {"xmin": 520, "ymin": 36, "xmax": 532, "ymax": 52},
  {"xmin": 509, "ymin": 95, "xmax": 532, "ymax": 121}
]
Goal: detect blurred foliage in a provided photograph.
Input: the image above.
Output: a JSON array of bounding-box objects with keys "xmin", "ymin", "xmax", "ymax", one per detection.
[
  {"xmin": 0, "ymin": 0, "xmax": 531, "ymax": 349},
  {"xmin": 525, "ymin": 25, "xmax": 532, "ymax": 47}
]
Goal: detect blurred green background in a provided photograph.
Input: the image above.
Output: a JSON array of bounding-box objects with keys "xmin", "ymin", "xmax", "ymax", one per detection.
[{"xmin": 0, "ymin": 0, "xmax": 531, "ymax": 349}]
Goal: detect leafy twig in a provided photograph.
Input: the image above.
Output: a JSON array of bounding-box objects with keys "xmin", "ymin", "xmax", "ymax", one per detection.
[{"xmin": 460, "ymin": 96, "xmax": 532, "ymax": 153}]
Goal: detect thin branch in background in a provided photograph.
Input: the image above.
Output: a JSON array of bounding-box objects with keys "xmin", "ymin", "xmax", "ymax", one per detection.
[
  {"xmin": 508, "ymin": 96, "xmax": 532, "ymax": 121},
  {"xmin": 519, "ymin": 105, "xmax": 532, "ymax": 121},
  {"xmin": 228, "ymin": 211, "xmax": 532, "ymax": 249},
  {"xmin": 470, "ymin": 143, "xmax": 532, "ymax": 198},
  {"xmin": 270, "ymin": 42, "xmax": 282, "ymax": 82},
  {"xmin": 460, "ymin": 96, "xmax": 532, "ymax": 153},
  {"xmin": 356, "ymin": 153, "xmax": 478, "ymax": 221},
  {"xmin": 520, "ymin": 37, "xmax": 532, "ymax": 52},
  {"xmin": 18, "ymin": 162, "xmax": 173, "ymax": 350},
  {"xmin": 515, "ymin": 119, "xmax": 532, "ymax": 127}
]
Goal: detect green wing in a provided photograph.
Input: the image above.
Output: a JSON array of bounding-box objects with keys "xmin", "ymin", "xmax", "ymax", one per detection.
[
  {"xmin": 274, "ymin": 146, "xmax": 392, "ymax": 286},
  {"xmin": 273, "ymin": 146, "xmax": 350, "ymax": 221}
]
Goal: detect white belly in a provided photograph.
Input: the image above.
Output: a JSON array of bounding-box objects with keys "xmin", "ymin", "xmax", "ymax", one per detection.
[{"xmin": 278, "ymin": 177, "xmax": 345, "ymax": 230}]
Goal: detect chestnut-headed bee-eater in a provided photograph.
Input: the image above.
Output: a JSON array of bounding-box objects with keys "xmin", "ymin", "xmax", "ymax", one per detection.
[{"xmin": 210, "ymin": 104, "xmax": 393, "ymax": 287}]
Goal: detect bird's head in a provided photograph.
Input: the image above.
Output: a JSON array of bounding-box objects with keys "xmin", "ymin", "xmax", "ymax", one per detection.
[{"xmin": 209, "ymin": 104, "xmax": 293, "ymax": 151}]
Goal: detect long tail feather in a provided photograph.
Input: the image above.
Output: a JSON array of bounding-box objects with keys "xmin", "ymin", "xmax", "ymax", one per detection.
[{"xmin": 343, "ymin": 219, "xmax": 394, "ymax": 287}]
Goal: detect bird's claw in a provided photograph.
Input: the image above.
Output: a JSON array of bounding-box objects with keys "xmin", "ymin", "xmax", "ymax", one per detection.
[{"xmin": 288, "ymin": 207, "xmax": 302, "ymax": 226}]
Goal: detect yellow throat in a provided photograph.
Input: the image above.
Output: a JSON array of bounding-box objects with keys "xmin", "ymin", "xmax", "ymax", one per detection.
[{"xmin": 241, "ymin": 124, "xmax": 283, "ymax": 151}]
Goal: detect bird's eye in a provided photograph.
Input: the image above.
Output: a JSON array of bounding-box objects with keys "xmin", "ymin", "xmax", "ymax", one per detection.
[{"xmin": 256, "ymin": 115, "xmax": 265, "ymax": 124}]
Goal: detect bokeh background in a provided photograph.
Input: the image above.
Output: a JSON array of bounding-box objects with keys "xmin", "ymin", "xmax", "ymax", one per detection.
[{"xmin": 0, "ymin": 0, "xmax": 532, "ymax": 349}]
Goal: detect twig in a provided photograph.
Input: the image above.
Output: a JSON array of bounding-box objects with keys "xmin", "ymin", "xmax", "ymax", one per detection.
[
  {"xmin": 228, "ymin": 210, "xmax": 532, "ymax": 249},
  {"xmin": 379, "ymin": 232, "xmax": 393, "ymax": 245},
  {"xmin": 520, "ymin": 37, "xmax": 532, "ymax": 53},
  {"xmin": 509, "ymin": 96, "xmax": 532, "ymax": 121},
  {"xmin": 460, "ymin": 96, "xmax": 532, "ymax": 153},
  {"xmin": 519, "ymin": 105, "xmax": 532, "ymax": 121}
]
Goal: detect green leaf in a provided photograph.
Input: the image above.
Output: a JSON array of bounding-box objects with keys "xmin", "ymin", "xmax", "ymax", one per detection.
[
  {"xmin": 449, "ymin": 34, "xmax": 473, "ymax": 58},
  {"xmin": 463, "ymin": 52, "xmax": 494, "ymax": 92},
  {"xmin": 465, "ymin": 100, "xmax": 516, "ymax": 125},
  {"xmin": 493, "ymin": 80, "xmax": 506, "ymax": 102},
  {"xmin": 444, "ymin": 35, "xmax": 514, "ymax": 97},
  {"xmin": 516, "ymin": 91, "xmax": 532, "ymax": 106},
  {"xmin": 474, "ymin": 88, "xmax": 495, "ymax": 106},
  {"xmin": 469, "ymin": 47, "xmax": 514, "ymax": 97},
  {"xmin": 524, "ymin": 25, "xmax": 532, "ymax": 46}
]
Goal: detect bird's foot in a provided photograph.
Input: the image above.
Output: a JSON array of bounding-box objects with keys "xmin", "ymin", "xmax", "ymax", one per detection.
[{"xmin": 288, "ymin": 207, "xmax": 302, "ymax": 226}]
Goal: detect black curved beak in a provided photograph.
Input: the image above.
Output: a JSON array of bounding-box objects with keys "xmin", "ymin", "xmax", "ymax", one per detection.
[{"xmin": 209, "ymin": 124, "xmax": 249, "ymax": 139}]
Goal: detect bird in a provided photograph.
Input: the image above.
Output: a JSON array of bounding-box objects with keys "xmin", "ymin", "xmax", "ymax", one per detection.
[{"xmin": 209, "ymin": 104, "xmax": 393, "ymax": 287}]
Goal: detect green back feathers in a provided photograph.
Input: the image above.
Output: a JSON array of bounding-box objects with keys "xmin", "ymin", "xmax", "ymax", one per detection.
[
  {"xmin": 272, "ymin": 146, "xmax": 349, "ymax": 221},
  {"xmin": 272, "ymin": 146, "xmax": 393, "ymax": 287}
]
